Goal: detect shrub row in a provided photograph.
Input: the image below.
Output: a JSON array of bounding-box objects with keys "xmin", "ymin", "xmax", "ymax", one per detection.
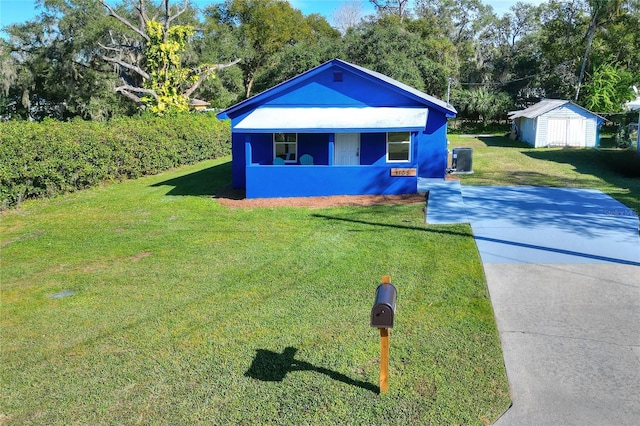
[{"xmin": 0, "ymin": 114, "xmax": 231, "ymax": 209}]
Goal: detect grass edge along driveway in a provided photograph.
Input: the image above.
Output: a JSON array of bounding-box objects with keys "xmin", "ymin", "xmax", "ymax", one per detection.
[{"xmin": 1, "ymin": 157, "xmax": 509, "ymax": 425}]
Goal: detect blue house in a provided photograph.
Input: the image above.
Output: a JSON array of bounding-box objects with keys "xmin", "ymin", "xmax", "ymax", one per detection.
[{"xmin": 216, "ymin": 59, "xmax": 457, "ymax": 199}]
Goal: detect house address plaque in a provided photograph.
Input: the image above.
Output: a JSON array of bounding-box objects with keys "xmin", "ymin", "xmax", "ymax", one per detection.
[{"xmin": 390, "ymin": 168, "xmax": 417, "ymax": 177}]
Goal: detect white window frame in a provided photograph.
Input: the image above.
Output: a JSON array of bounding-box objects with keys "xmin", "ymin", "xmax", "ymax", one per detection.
[
  {"xmin": 386, "ymin": 132, "xmax": 411, "ymax": 162},
  {"xmin": 274, "ymin": 133, "xmax": 298, "ymax": 163}
]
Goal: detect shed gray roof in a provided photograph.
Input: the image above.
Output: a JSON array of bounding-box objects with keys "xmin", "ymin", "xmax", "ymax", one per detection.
[
  {"xmin": 626, "ymin": 97, "xmax": 640, "ymax": 111},
  {"xmin": 508, "ymin": 99, "xmax": 604, "ymax": 121}
]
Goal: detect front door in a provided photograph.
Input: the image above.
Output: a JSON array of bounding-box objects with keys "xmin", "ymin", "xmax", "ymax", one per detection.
[{"xmin": 335, "ymin": 133, "xmax": 360, "ymax": 165}]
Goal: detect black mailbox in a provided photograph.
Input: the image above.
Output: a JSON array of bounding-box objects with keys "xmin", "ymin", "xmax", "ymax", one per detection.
[{"xmin": 371, "ymin": 283, "xmax": 397, "ymax": 328}]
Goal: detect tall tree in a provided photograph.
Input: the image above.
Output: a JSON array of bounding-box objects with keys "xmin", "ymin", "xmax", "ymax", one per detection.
[
  {"xmin": 369, "ymin": 0, "xmax": 410, "ymax": 22},
  {"xmin": 536, "ymin": 0, "xmax": 588, "ymax": 99},
  {"xmin": 218, "ymin": 0, "xmax": 318, "ymax": 98},
  {"xmin": 599, "ymin": 1, "xmax": 640, "ymax": 74},
  {"xmin": 1, "ymin": 0, "xmax": 131, "ymax": 120},
  {"xmin": 582, "ymin": 61, "xmax": 635, "ymax": 112},
  {"xmin": 415, "ymin": 0, "xmax": 494, "ymax": 45},
  {"xmin": 490, "ymin": 3, "xmax": 542, "ymax": 105},
  {"xmin": 344, "ymin": 15, "xmax": 458, "ymax": 97},
  {"xmin": 574, "ymin": 0, "xmax": 624, "ymax": 101},
  {"xmin": 415, "ymin": 0, "xmax": 498, "ymax": 87},
  {"xmin": 332, "ymin": 0, "xmax": 364, "ymax": 34},
  {"xmin": 98, "ymin": 0, "xmax": 239, "ymax": 113},
  {"xmin": 498, "ymin": 2, "xmax": 541, "ymax": 48}
]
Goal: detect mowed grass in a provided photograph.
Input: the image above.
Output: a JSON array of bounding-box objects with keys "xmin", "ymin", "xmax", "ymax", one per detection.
[
  {"xmin": 448, "ymin": 134, "xmax": 640, "ymax": 214},
  {"xmin": 1, "ymin": 158, "xmax": 509, "ymax": 425}
]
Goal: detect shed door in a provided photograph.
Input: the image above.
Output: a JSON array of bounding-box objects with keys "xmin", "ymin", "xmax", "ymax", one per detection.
[
  {"xmin": 548, "ymin": 118, "xmax": 585, "ymax": 147},
  {"xmin": 566, "ymin": 117, "xmax": 585, "ymax": 147},
  {"xmin": 547, "ymin": 118, "xmax": 567, "ymax": 146},
  {"xmin": 335, "ymin": 133, "xmax": 360, "ymax": 165}
]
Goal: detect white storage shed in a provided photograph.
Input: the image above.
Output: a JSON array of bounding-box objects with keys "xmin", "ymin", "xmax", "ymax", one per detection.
[
  {"xmin": 625, "ymin": 96, "xmax": 640, "ymax": 153},
  {"xmin": 509, "ymin": 99, "xmax": 605, "ymax": 148}
]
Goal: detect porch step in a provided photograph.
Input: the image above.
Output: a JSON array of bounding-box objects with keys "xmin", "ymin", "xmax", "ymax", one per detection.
[{"xmin": 417, "ymin": 178, "xmax": 468, "ymax": 224}]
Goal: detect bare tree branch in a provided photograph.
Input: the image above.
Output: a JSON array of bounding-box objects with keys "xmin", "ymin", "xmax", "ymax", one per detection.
[
  {"xmin": 98, "ymin": 0, "xmax": 239, "ymax": 109},
  {"xmin": 369, "ymin": 0, "xmax": 409, "ymax": 22},
  {"xmin": 116, "ymin": 84, "xmax": 157, "ymax": 100},
  {"xmin": 332, "ymin": 0, "xmax": 363, "ymax": 35},
  {"xmin": 115, "ymin": 87, "xmax": 145, "ymax": 105},
  {"xmin": 101, "ymin": 55, "xmax": 151, "ymax": 80},
  {"xmin": 167, "ymin": 0, "xmax": 189, "ymax": 26},
  {"xmin": 98, "ymin": 0, "xmax": 150, "ymax": 42},
  {"xmin": 135, "ymin": 0, "xmax": 150, "ymax": 24},
  {"xmin": 98, "ymin": 42, "xmax": 121, "ymax": 53},
  {"xmin": 183, "ymin": 59, "xmax": 242, "ymax": 98}
]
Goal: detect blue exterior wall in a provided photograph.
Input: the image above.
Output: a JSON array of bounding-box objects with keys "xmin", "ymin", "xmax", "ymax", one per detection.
[
  {"xmin": 417, "ymin": 113, "xmax": 449, "ymax": 178},
  {"xmin": 231, "ymin": 133, "xmax": 246, "ymax": 189},
  {"xmin": 246, "ymin": 165, "xmax": 417, "ymax": 198},
  {"xmin": 360, "ymin": 133, "xmax": 386, "ymax": 165},
  {"xmin": 232, "ymin": 127, "xmax": 448, "ymax": 197},
  {"xmin": 299, "ymin": 134, "xmax": 330, "ymax": 165}
]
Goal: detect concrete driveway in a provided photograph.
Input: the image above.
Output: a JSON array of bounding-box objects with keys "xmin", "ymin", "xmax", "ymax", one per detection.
[{"xmin": 459, "ymin": 186, "xmax": 640, "ymax": 425}]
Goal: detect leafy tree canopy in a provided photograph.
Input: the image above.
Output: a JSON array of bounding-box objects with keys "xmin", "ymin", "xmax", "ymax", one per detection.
[{"xmin": 2, "ymin": 0, "xmax": 640, "ymax": 121}]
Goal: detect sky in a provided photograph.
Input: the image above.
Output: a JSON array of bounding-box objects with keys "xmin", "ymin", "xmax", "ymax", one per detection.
[{"xmin": 0, "ymin": 0, "xmax": 547, "ymax": 36}]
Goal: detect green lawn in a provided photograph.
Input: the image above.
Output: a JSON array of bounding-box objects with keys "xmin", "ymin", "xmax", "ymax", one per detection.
[
  {"xmin": 448, "ymin": 134, "xmax": 640, "ymax": 214},
  {"xmin": 1, "ymin": 158, "xmax": 509, "ymax": 424}
]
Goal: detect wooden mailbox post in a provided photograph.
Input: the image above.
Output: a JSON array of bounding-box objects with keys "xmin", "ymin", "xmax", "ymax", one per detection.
[{"xmin": 370, "ymin": 275, "xmax": 397, "ymax": 394}]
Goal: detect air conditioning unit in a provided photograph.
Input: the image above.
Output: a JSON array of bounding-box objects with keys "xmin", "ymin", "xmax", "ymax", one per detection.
[{"xmin": 450, "ymin": 148, "xmax": 473, "ymax": 174}]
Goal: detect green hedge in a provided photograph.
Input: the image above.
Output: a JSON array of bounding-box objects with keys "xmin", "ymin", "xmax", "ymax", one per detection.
[{"xmin": 0, "ymin": 114, "xmax": 231, "ymax": 209}]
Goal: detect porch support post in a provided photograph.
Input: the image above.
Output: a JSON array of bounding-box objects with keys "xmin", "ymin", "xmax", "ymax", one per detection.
[
  {"xmin": 245, "ymin": 134, "xmax": 252, "ymax": 165},
  {"xmin": 328, "ymin": 133, "xmax": 335, "ymax": 166}
]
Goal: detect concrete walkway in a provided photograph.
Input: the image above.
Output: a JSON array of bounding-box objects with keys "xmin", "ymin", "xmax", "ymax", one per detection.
[{"xmin": 420, "ymin": 181, "xmax": 640, "ymax": 425}]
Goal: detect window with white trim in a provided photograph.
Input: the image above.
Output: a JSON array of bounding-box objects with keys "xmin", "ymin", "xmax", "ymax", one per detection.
[
  {"xmin": 386, "ymin": 132, "xmax": 411, "ymax": 162},
  {"xmin": 274, "ymin": 133, "xmax": 297, "ymax": 162}
]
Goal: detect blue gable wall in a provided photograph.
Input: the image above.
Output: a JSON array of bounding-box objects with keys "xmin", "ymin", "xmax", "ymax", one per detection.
[
  {"xmin": 219, "ymin": 59, "xmax": 456, "ymax": 198},
  {"xmin": 260, "ymin": 69, "xmax": 423, "ymax": 108}
]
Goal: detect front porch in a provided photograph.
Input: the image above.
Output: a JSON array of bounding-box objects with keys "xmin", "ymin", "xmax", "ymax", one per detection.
[{"xmin": 246, "ymin": 164, "xmax": 418, "ymax": 198}]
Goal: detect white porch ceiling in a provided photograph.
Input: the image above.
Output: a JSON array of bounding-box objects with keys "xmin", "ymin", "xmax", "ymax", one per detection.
[{"xmin": 234, "ymin": 107, "xmax": 429, "ymax": 132}]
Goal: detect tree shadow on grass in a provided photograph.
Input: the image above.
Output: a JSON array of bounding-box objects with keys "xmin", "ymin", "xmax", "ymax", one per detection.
[
  {"xmin": 311, "ymin": 213, "xmax": 474, "ymax": 238},
  {"xmin": 477, "ymin": 135, "xmax": 531, "ymax": 148},
  {"xmin": 150, "ymin": 161, "xmax": 243, "ymax": 198},
  {"xmin": 245, "ymin": 347, "xmax": 379, "ymax": 394}
]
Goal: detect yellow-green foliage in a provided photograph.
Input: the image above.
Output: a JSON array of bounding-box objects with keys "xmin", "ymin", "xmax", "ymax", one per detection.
[
  {"xmin": 0, "ymin": 114, "xmax": 230, "ymax": 208},
  {"xmin": 143, "ymin": 21, "xmax": 196, "ymax": 115}
]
